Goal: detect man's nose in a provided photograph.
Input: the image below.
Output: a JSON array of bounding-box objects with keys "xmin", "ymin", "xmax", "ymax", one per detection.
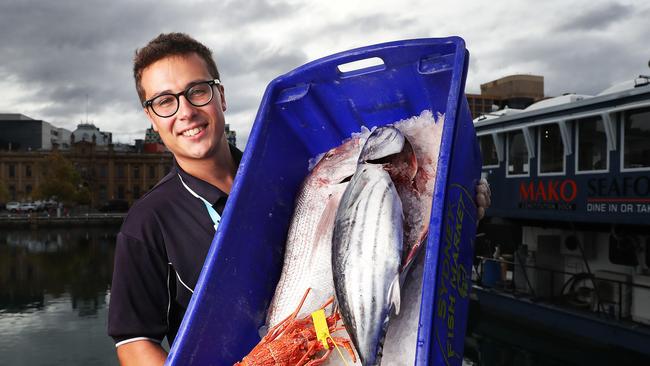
[{"xmin": 176, "ymin": 95, "xmax": 197, "ymax": 119}]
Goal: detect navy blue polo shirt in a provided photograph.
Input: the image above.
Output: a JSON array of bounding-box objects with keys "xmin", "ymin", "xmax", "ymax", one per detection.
[{"xmin": 108, "ymin": 144, "xmax": 242, "ymax": 347}]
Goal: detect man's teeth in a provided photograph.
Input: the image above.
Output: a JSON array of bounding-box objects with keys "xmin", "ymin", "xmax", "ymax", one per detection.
[{"xmin": 182, "ymin": 127, "xmax": 203, "ymax": 137}]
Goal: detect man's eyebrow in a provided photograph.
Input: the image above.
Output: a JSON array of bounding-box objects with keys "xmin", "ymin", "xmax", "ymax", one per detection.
[{"xmin": 148, "ymin": 79, "xmax": 210, "ymax": 100}]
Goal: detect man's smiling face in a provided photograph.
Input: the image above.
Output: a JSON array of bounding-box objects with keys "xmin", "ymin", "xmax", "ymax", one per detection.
[{"xmin": 141, "ymin": 53, "xmax": 227, "ymax": 166}]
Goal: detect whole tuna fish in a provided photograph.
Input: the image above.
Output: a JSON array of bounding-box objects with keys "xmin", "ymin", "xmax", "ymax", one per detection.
[
  {"xmin": 332, "ymin": 126, "xmax": 415, "ymax": 365},
  {"xmin": 266, "ymin": 131, "xmax": 369, "ymax": 327}
]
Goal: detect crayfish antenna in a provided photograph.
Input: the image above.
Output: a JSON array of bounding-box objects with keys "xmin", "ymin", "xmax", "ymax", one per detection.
[
  {"xmin": 264, "ymin": 288, "xmax": 312, "ymax": 341},
  {"xmin": 319, "ymin": 295, "xmax": 335, "ymax": 311}
]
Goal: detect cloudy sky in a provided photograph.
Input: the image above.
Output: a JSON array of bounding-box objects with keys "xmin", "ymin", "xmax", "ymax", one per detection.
[{"xmin": 0, "ymin": 0, "xmax": 648, "ymax": 148}]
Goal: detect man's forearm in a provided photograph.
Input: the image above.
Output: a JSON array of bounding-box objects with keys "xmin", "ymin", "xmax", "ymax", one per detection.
[{"xmin": 117, "ymin": 340, "xmax": 167, "ymax": 366}]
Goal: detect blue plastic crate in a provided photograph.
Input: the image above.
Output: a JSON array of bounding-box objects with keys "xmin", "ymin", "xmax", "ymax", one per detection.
[{"xmin": 167, "ymin": 37, "xmax": 481, "ymax": 366}]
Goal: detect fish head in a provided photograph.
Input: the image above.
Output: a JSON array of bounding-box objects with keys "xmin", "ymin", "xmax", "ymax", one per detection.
[
  {"xmin": 358, "ymin": 126, "xmax": 404, "ymax": 164},
  {"xmin": 359, "ymin": 126, "xmax": 418, "ymax": 185},
  {"xmin": 311, "ymin": 137, "xmax": 363, "ymax": 184}
]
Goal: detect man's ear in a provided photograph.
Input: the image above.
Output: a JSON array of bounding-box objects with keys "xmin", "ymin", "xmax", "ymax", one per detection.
[
  {"xmin": 218, "ymin": 84, "xmax": 227, "ymax": 112},
  {"xmin": 144, "ymin": 108, "xmax": 159, "ymax": 132}
]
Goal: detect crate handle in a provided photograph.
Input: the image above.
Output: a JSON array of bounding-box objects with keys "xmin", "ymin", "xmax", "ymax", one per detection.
[{"xmin": 336, "ymin": 57, "xmax": 386, "ymax": 78}]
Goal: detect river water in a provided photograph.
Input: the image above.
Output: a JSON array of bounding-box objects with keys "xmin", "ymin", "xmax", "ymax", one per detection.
[
  {"xmin": 0, "ymin": 226, "xmax": 118, "ymax": 365},
  {"xmin": 1, "ymin": 226, "xmax": 648, "ymax": 365}
]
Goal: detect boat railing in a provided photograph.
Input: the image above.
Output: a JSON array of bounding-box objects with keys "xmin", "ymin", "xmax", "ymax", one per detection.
[{"xmin": 474, "ymin": 255, "xmax": 650, "ymax": 326}]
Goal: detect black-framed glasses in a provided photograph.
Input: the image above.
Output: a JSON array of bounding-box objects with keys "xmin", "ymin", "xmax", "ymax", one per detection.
[{"xmin": 143, "ymin": 79, "xmax": 220, "ymax": 118}]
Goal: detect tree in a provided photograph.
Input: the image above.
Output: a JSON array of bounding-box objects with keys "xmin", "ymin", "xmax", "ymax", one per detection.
[
  {"xmin": 34, "ymin": 152, "xmax": 85, "ymax": 205},
  {"xmin": 0, "ymin": 179, "xmax": 8, "ymax": 203}
]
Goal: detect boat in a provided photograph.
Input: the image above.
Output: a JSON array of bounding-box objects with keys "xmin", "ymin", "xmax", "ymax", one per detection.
[{"xmin": 471, "ymin": 72, "xmax": 650, "ymax": 358}]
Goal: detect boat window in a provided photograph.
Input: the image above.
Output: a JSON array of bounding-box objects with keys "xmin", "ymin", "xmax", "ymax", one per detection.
[
  {"xmin": 539, "ymin": 124, "xmax": 564, "ymax": 174},
  {"xmin": 479, "ymin": 135, "xmax": 498, "ymax": 167},
  {"xmin": 577, "ymin": 116, "xmax": 608, "ymax": 172},
  {"xmin": 623, "ymin": 107, "xmax": 650, "ymax": 170},
  {"xmin": 507, "ymin": 130, "xmax": 528, "ymax": 176}
]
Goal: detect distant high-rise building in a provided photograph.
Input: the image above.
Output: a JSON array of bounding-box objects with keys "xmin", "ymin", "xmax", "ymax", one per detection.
[
  {"xmin": 480, "ymin": 74, "xmax": 544, "ymax": 108},
  {"xmin": 225, "ymin": 124, "xmax": 237, "ymax": 147},
  {"xmin": 467, "ymin": 74, "xmax": 546, "ymax": 119},
  {"xmin": 0, "ymin": 113, "xmax": 71, "ymax": 151}
]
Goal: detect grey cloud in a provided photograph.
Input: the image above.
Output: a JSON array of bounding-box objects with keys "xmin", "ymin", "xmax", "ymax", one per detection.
[
  {"xmin": 213, "ymin": 38, "xmax": 308, "ymax": 116},
  {"xmin": 347, "ymin": 13, "xmax": 414, "ymax": 34},
  {"xmin": 0, "ymin": 0, "xmax": 299, "ymax": 143},
  {"xmin": 215, "ymin": 38, "xmax": 308, "ymax": 81},
  {"xmin": 220, "ymin": 0, "xmax": 300, "ymax": 23},
  {"xmin": 486, "ymin": 31, "xmax": 646, "ymax": 97},
  {"xmin": 555, "ymin": 3, "xmax": 632, "ymax": 32},
  {"xmin": 2, "ymin": 0, "xmax": 649, "ymax": 147},
  {"xmin": 278, "ymin": 12, "xmax": 417, "ymax": 52}
]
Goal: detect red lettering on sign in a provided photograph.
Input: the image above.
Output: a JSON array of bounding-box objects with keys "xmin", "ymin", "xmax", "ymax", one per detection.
[
  {"xmin": 561, "ymin": 179, "xmax": 577, "ymax": 202},
  {"xmin": 519, "ymin": 179, "xmax": 578, "ymax": 202},
  {"xmin": 520, "ymin": 182, "xmax": 534, "ymax": 200},
  {"xmin": 548, "ymin": 180, "xmax": 559, "ymax": 201},
  {"xmin": 537, "ymin": 181, "xmax": 547, "ymax": 201}
]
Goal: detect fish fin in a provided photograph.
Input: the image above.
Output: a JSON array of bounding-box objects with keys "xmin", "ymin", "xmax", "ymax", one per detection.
[
  {"xmin": 313, "ymin": 188, "xmax": 345, "ymax": 247},
  {"xmin": 389, "ymin": 274, "xmax": 401, "ymax": 315}
]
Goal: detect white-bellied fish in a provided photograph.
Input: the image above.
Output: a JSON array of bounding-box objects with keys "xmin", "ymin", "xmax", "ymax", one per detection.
[
  {"xmin": 266, "ymin": 131, "xmax": 369, "ymax": 327},
  {"xmin": 332, "ymin": 126, "xmax": 414, "ymax": 365}
]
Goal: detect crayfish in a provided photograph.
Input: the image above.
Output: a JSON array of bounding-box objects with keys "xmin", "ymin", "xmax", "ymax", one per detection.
[{"xmin": 234, "ymin": 288, "xmax": 356, "ymax": 366}]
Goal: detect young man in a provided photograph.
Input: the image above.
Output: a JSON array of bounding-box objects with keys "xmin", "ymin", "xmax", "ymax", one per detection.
[
  {"xmin": 108, "ymin": 33, "xmax": 491, "ymax": 365},
  {"xmin": 108, "ymin": 33, "xmax": 241, "ymax": 365}
]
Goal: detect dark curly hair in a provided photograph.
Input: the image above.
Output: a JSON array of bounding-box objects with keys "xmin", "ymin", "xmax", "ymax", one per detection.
[{"xmin": 133, "ymin": 32, "xmax": 220, "ymax": 104}]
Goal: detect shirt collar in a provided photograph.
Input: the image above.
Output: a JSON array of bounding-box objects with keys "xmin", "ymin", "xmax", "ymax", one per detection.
[{"xmin": 173, "ymin": 143, "xmax": 243, "ymax": 205}]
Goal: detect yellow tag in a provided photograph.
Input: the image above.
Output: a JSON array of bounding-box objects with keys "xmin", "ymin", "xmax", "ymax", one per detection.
[{"xmin": 311, "ymin": 309, "xmax": 330, "ymax": 349}]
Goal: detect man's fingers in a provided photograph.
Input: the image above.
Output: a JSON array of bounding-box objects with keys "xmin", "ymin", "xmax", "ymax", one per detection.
[
  {"xmin": 478, "ymin": 178, "xmax": 490, "ymax": 195},
  {"xmin": 477, "ymin": 178, "xmax": 491, "ymax": 206},
  {"xmin": 476, "ymin": 192, "xmax": 488, "ymax": 208},
  {"xmin": 476, "ymin": 178, "xmax": 491, "ymax": 222}
]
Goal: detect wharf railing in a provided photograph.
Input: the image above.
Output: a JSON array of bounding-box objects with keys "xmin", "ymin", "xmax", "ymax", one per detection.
[
  {"xmin": 0, "ymin": 212, "xmax": 126, "ymax": 227},
  {"xmin": 474, "ymin": 255, "xmax": 650, "ymax": 326}
]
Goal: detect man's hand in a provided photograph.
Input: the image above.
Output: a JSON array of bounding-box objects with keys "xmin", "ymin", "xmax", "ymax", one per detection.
[
  {"xmin": 476, "ymin": 178, "xmax": 491, "ymax": 221},
  {"xmin": 117, "ymin": 340, "xmax": 167, "ymax": 366}
]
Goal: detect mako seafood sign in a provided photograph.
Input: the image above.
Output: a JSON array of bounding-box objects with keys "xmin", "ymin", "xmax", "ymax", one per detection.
[
  {"xmin": 434, "ymin": 183, "xmax": 475, "ymax": 366},
  {"xmin": 517, "ymin": 175, "xmax": 650, "ymax": 214}
]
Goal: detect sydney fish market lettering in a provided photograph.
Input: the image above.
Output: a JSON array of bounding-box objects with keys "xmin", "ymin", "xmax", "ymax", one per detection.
[
  {"xmin": 586, "ymin": 175, "xmax": 650, "ymax": 214},
  {"xmin": 518, "ymin": 179, "xmax": 577, "ymax": 211},
  {"xmin": 435, "ymin": 187, "xmax": 472, "ymax": 366}
]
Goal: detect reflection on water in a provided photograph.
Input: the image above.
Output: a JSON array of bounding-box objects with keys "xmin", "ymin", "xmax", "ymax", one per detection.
[
  {"xmin": 463, "ymin": 304, "xmax": 650, "ymax": 366},
  {"xmin": 3, "ymin": 226, "xmax": 648, "ymax": 365},
  {"xmin": 0, "ymin": 226, "xmax": 119, "ymax": 366}
]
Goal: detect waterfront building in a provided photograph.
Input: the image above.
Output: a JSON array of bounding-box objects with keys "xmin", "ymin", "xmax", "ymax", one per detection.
[
  {"xmin": 0, "ymin": 142, "xmax": 173, "ymax": 206},
  {"xmin": 0, "ymin": 114, "xmax": 173, "ymax": 206},
  {"xmin": 0, "ymin": 116, "xmax": 242, "ymax": 207}
]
